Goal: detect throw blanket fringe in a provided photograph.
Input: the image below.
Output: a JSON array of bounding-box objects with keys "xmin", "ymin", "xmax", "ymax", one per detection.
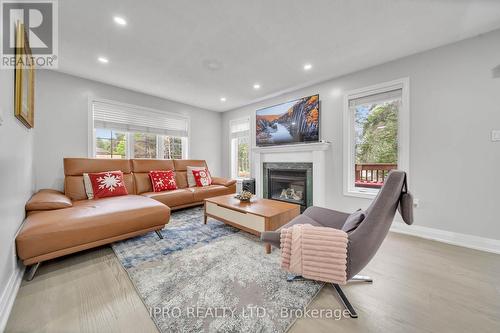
[{"xmin": 280, "ymin": 224, "xmax": 348, "ymax": 284}]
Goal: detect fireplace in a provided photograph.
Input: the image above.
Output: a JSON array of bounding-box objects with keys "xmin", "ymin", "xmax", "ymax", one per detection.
[{"xmin": 263, "ymin": 162, "xmax": 313, "ymax": 212}]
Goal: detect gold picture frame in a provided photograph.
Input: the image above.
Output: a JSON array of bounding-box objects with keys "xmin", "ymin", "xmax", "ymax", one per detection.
[{"xmin": 14, "ymin": 21, "xmax": 35, "ymax": 128}]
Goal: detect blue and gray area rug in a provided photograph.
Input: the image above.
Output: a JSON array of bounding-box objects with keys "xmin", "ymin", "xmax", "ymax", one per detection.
[{"xmin": 112, "ymin": 206, "xmax": 323, "ymax": 333}]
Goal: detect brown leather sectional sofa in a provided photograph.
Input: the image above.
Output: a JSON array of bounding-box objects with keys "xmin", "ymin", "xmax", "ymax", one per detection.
[{"xmin": 16, "ymin": 158, "xmax": 236, "ymax": 275}]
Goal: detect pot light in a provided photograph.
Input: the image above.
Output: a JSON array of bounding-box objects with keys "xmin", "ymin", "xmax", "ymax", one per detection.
[
  {"xmin": 97, "ymin": 57, "xmax": 109, "ymax": 64},
  {"xmin": 220, "ymin": 97, "xmax": 227, "ymax": 102},
  {"xmin": 113, "ymin": 16, "xmax": 127, "ymax": 26},
  {"xmin": 303, "ymin": 63, "xmax": 312, "ymax": 71},
  {"xmin": 253, "ymin": 83, "xmax": 261, "ymax": 90}
]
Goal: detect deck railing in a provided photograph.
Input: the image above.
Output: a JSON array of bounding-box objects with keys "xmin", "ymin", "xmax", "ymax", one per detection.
[{"xmin": 355, "ymin": 163, "xmax": 397, "ymax": 188}]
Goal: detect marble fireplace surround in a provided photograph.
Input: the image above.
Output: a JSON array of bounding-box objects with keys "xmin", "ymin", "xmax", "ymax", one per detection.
[
  {"xmin": 263, "ymin": 162, "xmax": 313, "ymax": 209},
  {"xmin": 252, "ymin": 142, "xmax": 331, "ymax": 207}
]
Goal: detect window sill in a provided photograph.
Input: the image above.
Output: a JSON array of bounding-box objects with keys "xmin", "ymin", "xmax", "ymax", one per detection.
[{"xmin": 343, "ymin": 189, "xmax": 378, "ymax": 200}]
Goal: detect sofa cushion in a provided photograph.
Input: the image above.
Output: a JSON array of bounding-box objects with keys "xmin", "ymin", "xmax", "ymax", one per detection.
[
  {"xmin": 16, "ymin": 195, "xmax": 170, "ymax": 261},
  {"xmin": 187, "ymin": 166, "xmax": 208, "ymax": 187},
  {"xmin": 190, "ymin": 185, "xmax": 231, "ymax": 202},
  {"xmin": 192, "ymin": 168, "xmax": 212, "ymax": 187},
  {"xmin": 131, "ymin": 159, "xmax": 174, "ymax": 173},
  {"xmin": 88, "ymin": 171, "xmax": 129, "ymax": 199},
  {"xmin": 149, "ymin": 170, "xmax": 177, "ymax": 192},
  {"xmin": 174, "ymin": 171, "xmax": 189, "ymax": 189},
  {"xmin": 141, "ymin": 189, "xmax": 195, "ymax": 207},
  {"xmin": 173, "ymin": 160, "xmax": 207, "ymax": 187},
  {"xmin": 64, "ymin": 158, "xmax": 132, "ymax": 176},
  {"xmin": 64, "ymin": 173, "xmax": 135, "ymax": 201}
]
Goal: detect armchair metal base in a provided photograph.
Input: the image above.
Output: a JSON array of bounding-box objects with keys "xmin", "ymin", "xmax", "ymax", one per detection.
[
  {"xmin": 286, "ymin": 274, "xmax": 373, "ymax": 318},
  {"xmin": 155, "ymin": 230, "xmax": 164, "ymax": 239}
]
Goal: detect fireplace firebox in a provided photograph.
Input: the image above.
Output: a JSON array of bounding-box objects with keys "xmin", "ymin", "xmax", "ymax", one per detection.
[{"xmin": 263, "ymin": 162, "xmax": 313, "ymax": 212}]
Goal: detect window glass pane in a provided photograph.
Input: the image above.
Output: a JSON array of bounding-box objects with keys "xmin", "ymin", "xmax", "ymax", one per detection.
[
  {"xmin": 134, "ymin": 133, "xmax": 157, "ymax": 159},
  {"xmin": 237, "ymin": 136, "xmax": 250, "ymax": 178},
  {"xmin": 163, "ymin": 136, "xmax": 183, "ymax": 159},
  {"xmin": 95, "ymin": 129, "xmax": 126, "ymax": 159},
  {"xmin": 354, "ymin": 98, "xmax": 399, "ymax": 189}
]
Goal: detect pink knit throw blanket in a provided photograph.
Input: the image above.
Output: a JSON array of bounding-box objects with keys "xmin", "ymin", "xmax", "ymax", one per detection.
[{"xmin": 280, "ymin": 224, "xmax": 348, "ymax": 284}]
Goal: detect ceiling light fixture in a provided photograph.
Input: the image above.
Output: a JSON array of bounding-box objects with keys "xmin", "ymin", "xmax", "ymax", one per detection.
[
  {"xmin": 253, "ymin": 83, "xmax": 261, "ymax": 90},
  {"xmin": 113, "ymin": 16, "xmax": 127, "ymax": 26},
  {"xmin": 220, "ymin": 97, "xmax": 227, "ymax": 102},
  {"xmin": 98, "ymin": 57, "xmax": 109, "ymax": 64},
  {"xmin": 303, "ymin": 63, "xmax": 312, "ymax": 71}
]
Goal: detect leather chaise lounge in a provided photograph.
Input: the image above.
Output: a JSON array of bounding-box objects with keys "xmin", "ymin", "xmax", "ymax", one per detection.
[{"xmin": 16, "ymin": 158, "xmax": 236, "ymax": 280}]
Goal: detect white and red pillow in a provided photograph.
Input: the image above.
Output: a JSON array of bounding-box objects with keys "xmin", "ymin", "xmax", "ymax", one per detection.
[
  {"xmin": 87, "ymin": 171, "xmax": 128, "ymax": 199},
  {"xmin": 149, "ymin": 170, "xmax": 177, "ymax": 192},
  {"xmin": 192, "ymin": 168, "xmax": 212, "ymax": 187}
]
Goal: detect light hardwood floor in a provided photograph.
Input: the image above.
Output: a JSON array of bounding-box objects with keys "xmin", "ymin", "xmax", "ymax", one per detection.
[{"xmin": 6, "ymin": 233, "xmax": 500, "ymax": 333}]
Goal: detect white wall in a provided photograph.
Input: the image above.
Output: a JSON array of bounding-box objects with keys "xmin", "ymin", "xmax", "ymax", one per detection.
[
  {"xmin": 222, "ymin": 29, "xmax": 500, "ymax": 241},
  {"xmin": 34, "ymin": 70, "xmax": 223, "ymax": 191},
  {"xmin": 0, "ymin": 69, "xmax": 34, "ymax": 327}
]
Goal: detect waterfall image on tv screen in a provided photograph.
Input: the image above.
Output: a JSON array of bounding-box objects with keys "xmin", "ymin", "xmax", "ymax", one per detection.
[{"xmin": 256, "ymin": 94, "xmax": 319, "ymax": 146}]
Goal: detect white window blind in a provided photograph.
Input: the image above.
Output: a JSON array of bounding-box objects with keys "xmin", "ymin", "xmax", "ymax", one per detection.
[
  {"xmin": 230, "ymin": 118, "xmax": 250, "ymax": 138},
  {"xmin": 348, "ymin": 88, "xmax": 402, "ymax": 108},
  {"xmin": 92, "ymin": 100, "xmax": 189, "ymax": 137}
]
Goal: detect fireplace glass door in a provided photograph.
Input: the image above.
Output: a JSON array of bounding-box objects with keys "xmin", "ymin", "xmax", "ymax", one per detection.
[{"xmin": 268, "ymin": 169, "xmax": 307, "ymax": 208}]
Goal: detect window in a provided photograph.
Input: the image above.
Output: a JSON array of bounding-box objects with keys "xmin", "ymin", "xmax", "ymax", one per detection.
[
  {"xmin": 162, "ymin": 136, "xmax": 183, "ymax": 159},
  {"xmin": 95, "ymin": 129, "xmax": 127, "ymax": 159},
  {"xmin": 90, "ymin": 99, "xmax": 189, "ymax": 159},
  {"xmin": 230, "ymin": 117, "xmax": 250, "ymax": 178},
  {"xmin": 344, "ymin": 78, "xmax": 409, "ymax": 198},
  {"xmin": 133, "ymin": 133, "xmax": 157, "ymax": 158}
]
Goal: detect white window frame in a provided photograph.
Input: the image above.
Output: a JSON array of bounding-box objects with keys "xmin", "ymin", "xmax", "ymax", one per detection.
[
  {"xmin": 343, "ymin": 78, "xmax": 410, "ymax": 199},
  {"xmin": 88, "ymin": 97, "xmax": 190, "ymax": 159},
  {"xmin": 229, "ymin": 116, "xmax": 251, "ymax": 180}
]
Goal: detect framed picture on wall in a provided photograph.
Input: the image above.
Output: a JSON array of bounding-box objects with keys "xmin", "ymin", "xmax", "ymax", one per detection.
[{"xmin": 14, "ymin": 21, "xmax": 35, "ymax": 128}]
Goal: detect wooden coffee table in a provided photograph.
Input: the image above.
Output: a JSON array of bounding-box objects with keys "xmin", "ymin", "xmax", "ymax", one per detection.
[{"xmin": 204, "ymin": 194, "xmax": 300, "ymax": 254}]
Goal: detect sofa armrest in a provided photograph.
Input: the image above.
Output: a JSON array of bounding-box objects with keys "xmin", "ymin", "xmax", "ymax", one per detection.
[
  {"xmin": 211, "ymin": 177, "xmax": 237, "ymax": 187},
  {"xmin": 25, "ymin": 189, "xmax": 73, "ymax": 212}
]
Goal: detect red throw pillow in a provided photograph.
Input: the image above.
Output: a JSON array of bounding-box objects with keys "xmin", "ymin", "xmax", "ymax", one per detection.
[
  {"xmin": 88, "ymin": 171, "xmax": 128, "ymax": 199},
  {"xmin": 149, "ymin": 170, "xmax": 177, "ymax": 192},
  {"xmin": 192, "ymin": 168, "xmax": 212, "ymax": 187}
]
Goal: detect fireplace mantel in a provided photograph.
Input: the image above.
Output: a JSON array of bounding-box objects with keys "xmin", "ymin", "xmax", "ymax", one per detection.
[
  {"xmin": 252, "ymin": 141, "xmax": 331, "ymax": 207},
  {"xmin": 252, "ymin": 141, "xmax": 331, "ymax": 153}
]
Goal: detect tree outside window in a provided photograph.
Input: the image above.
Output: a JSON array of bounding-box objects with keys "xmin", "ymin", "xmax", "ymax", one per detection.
[
  {"xmin": 354, "ymin": 99, "xmax": 399, "ymax": 188},
  {"xmin": 95, "ymin": 129, "xmax": 126, "ymax": 159},
  {"xmin": 134, "ymin": 133, "xmax": 157, "ymax": 159}
]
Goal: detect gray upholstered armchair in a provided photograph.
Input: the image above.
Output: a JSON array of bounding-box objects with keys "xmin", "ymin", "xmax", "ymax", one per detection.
[{"xmin": 261, "ymin": 170, "xmax": 413, "ymax": 318}]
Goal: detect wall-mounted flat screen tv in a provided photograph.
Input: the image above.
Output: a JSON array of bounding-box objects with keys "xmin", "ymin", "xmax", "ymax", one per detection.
[{"xmin": 256, "ymin": 94, "xmax": 319, "ymax": 146}]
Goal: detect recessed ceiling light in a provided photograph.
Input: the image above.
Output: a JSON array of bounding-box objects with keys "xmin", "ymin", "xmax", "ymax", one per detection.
[
  {"xmin": 220, "ymin": 97, "xmax": 227, "ymax": 102},
  {"xmin": 97, "ymin": 57, "xmax": 109, "ymax": 64},
  {"xmin": 253, "ymin": 83, "xmax": 261, "ymax": 90},
  {"xmin": 113, "ymin": 16, "xmax": 127, "ymax": 26},
  {"xmin": 303, "ymin": 63, "xmax": 312, "ymax": 71}
]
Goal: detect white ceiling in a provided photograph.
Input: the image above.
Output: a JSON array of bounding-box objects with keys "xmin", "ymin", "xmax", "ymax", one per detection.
[{"xmin": 58, "ymin": 0, "xmax": 500, "ymax": 112}]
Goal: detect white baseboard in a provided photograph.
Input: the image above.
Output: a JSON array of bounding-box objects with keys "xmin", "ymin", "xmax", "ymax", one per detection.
[
  {"xmin": 0, "ymin": 265, "xmax": 25, "ymax": 332},
  {"xmin": 390, "ymin": 222, "xmax": 500, "ymax": 254}
]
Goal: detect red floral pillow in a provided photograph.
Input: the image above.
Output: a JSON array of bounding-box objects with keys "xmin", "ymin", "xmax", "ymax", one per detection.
[
  {"xmin": 88, "ymin": 171, "xmax": 128, "ymax": 199},
  {"xmin": 149, "ymin": 170, "xmax": 177, "ymax": 192},
  {"xmin": 192, "ymin": 168, "xmax": 212, "ymax": 187}
]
